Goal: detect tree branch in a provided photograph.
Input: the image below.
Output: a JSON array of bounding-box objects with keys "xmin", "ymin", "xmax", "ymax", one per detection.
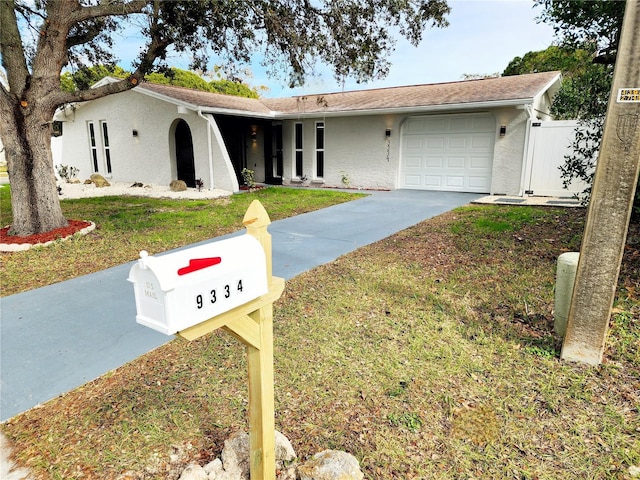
[
  {"xmin": 70, "ymin": 0, "xmax": 148, "ymax": 23},
  {"xmin": 0, "ymin": 0, "xmax": 30, "ymax": 96}
]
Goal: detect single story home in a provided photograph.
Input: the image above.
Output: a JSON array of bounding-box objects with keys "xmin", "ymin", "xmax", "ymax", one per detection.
[{"xmin": 54, "ymin": 71, "xmax": 564, "ymax": 195}]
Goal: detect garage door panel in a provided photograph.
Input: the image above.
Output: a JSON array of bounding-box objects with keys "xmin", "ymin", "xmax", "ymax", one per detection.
[
  {"xmin": 424, "ymin": 176, "xmax": 443, "ymax": 187},
  {"xmin": 445, "ymin": 176, "xmax": 464, "ymax": 188},
  {"xmin": 427, "ymin": 137, "xmax": 445, "ymax": 149},
  {"xmin": 470, "ymin": 155, "xmax": 491, "ymax": 169},
  {"xmin": 404, "ymin": 155, "xmax": 423, "ymax": 168},
  {"xmin": 426, "ymin": 156, "xmax": 444, "ymax": 168},
  {"xmin": 469, "ymin": 176, "xmax": 491, "ymax": 189},
  {"xmin": 400, "ymin": 113, "xmax": 495, "ymax": 192},
  {"xmin": 450, "ymin": 117, "xmax": 474, "ymax": 131},
  {"xmin": 405, "ymin": 136, "xmax": 425, "ymax": 150},
  {"xmin": 403, "ymin": 175, "xmax": 422, "ymax": 186},
  {"xmin": 448, "ymin": 136, "xmax": 467, "ymax": 149},
  {"xmin": 447, "ymin": 156, "xmax": 466, "ymax": 168}
]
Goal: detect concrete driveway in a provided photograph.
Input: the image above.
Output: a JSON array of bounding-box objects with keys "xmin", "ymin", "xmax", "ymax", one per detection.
[{"xmin": 0, "ymin": 189, "xmax": 480, "ymax": 421}]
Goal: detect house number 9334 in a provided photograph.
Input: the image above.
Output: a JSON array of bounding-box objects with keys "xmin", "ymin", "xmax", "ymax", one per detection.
[{"xmin": 195, "ymin": 279, "xmax": 244, "ymax": 310}]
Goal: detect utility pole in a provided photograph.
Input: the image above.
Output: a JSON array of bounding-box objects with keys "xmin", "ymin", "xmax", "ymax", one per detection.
[{"xmin": 561, "ymin": 0, "xmax": 640, "ymax": 365}]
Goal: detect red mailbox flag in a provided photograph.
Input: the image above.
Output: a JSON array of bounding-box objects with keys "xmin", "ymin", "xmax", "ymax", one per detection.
[{"xmin": 177, "ymin": 257, "xmax": 222, "ymax": 276}]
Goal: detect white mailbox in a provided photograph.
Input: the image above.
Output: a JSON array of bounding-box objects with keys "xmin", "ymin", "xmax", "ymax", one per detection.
[{"xmin": 128, "ymin": 235, "xmax": 268, "ymax": 335}]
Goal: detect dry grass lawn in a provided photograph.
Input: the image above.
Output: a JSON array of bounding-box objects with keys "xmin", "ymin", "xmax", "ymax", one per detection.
[{"xmin": 2, "ymin": 203, "xmax": 639, "ymax": 479}]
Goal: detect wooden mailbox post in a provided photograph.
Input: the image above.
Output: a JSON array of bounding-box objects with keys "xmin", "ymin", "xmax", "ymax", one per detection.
[{"xmin": 129, "ymin": 200, "xmax": 285, "ymax": 480}]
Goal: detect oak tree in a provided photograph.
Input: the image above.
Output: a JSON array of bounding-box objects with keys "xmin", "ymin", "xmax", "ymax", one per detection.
[{"xmin": 0, "ymin": 0, "xmax": 449, "ymax": 236}]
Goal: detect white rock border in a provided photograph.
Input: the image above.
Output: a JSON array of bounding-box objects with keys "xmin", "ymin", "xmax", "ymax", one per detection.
[{"xmin": 0, "ymin": 221, "xmax": 96, "ymax": 252}]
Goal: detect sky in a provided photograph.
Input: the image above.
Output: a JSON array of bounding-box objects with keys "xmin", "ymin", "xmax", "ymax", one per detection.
[{"xmin": 116, "ymin": 0, "xmax": 558, "ymax": 98}]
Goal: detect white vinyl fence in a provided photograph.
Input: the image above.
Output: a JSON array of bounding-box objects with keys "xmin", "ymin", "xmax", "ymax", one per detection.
[{"xmin": 522, "ymin": 120, "xmax": 589, "ymax": 197}]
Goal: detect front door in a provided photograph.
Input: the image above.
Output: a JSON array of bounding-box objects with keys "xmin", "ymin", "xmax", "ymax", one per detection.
[
  {"xmin": 175, "ymin": 119, "xmax": 196, "ymax": 187},
  {"xmin": 265, "ymin": 123, "xmax": 283, "ymax": 185}
]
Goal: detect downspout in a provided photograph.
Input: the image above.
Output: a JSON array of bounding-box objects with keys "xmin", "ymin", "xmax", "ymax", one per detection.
[
  {"xmin": 197, "ymin": 109, "xmax": 240, "ymax": 192},
  {"xmin": 518, "ymin": 104, "xmax": 535, "ymax": 196},
  {"xmin": 197, "ymin": 109, "xmax": 215, "ymax": 190}
]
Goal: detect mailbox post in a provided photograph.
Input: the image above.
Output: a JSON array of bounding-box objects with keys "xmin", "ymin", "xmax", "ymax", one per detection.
[{"xmin": 129, "ymin": 200, "xmax": 285, "ymax": 480}]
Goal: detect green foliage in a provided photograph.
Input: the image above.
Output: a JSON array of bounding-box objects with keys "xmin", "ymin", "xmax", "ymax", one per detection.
[
  {"xmin": 533, "ymin": 0, "xmax": 639, "ymax": 219},
  {"xmin": 550, "ymin": 64, "xmax": 612, "ymax": 120},
  {"xmin": 241, "ymin": 168, "xmax": 257, "ymax": 188},
  {"xmin": 146, "ymin": 68, "xmax": 210, "ymax": 90},
  {"xmin": 55, "ymin": 165, "xmax": 79, "ymax": 182},
  {"xmin": 534, "ymin": 0, "xmax": 625, "ymax": 64},
  {"xmin": 145, "ymin": 68, "xmax": 260, "ymax": 98},
  {"xmin": 60, "ymin": 65, "xmax": 261, "ymax": 98},
  {"xmin": 60, "ymin": 65, "xmax": 129, "ymax": 92},
  {"xmin": 150, "ymin": 0, "xmax": 451, "ymax": 87},
  {"xmin": 387, "ymin": 412, "xmax": 423, "ymax": 432},
  {"xmin": 502, "ymin": 45, "xmax": 594, "ymax": 77},
  {"xmin": 209, "ymin": 79, "xmax": 259, "ymax": 99}
]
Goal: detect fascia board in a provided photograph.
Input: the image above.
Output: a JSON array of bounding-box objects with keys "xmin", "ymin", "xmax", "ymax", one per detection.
[
  {"xmin": 272, "ymin": 98, "xmax": 534, "ymax": 119},
  {"xmin": 198, "ymin": 108, "xmax": 277, "ymax": 119}
]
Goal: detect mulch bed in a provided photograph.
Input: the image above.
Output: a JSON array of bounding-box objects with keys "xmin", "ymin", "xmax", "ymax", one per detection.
[{"xmin": 0, "ymin": 220, "xmax": 94, "ymax": 250}]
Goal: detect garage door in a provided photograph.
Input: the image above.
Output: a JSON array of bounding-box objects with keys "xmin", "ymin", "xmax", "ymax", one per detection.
[{"xmin": 400, "ymin": 113, "xmax": 496, "ymax": 192}]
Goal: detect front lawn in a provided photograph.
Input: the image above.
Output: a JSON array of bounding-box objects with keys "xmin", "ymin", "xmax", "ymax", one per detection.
[
  {"xmin": 2, "ymin": 204, "xmax": 638, "ymax": 479},
  {"xmin": 0, "ymin": 186, "xmax": 364, "ymax": 296}
]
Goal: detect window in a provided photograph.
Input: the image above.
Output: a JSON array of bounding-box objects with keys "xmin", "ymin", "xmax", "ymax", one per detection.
[
  {"xmin": 315, "ymin": 122, "xmax": 324, "ymax": 179},
  {"xmin": 294, "ymin": 122, "xmax": 303, "ymax": 178},
  {"xmin": 100, "ymin": 121, "xmax": 112, "ymax": 175},
  {"xmin": 87, "ymin": 122, "xmax": 99, "ymax": 173}
]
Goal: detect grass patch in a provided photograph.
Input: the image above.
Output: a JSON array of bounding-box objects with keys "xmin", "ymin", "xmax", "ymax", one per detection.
[
  {"xmin": 0, "ymin": 187, "xmax": 364, "ymax": 296},
  {"xmin": 2, "ymin": 205, "xmax": 639, "ymax": 480}
]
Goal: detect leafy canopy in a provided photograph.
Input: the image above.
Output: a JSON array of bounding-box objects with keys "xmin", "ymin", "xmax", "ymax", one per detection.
[{"xmin": 531, "ymin": 0, "xmax": 637, "ymax": 218}]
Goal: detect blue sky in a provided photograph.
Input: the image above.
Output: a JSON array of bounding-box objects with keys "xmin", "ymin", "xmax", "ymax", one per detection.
[{"xmin": 117, "ymin": 0, "xmax": 557, "ymax": 98}]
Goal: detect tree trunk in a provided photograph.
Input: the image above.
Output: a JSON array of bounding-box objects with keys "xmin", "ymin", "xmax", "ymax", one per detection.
[{"xmin": 3, "ymin": 102, "xmax": 68, "ymax": 236}]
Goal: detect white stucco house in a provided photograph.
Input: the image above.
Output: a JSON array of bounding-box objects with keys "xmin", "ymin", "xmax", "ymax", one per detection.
[{"xmin": 54, "ymin": 71, "xmax": 566, "ymax": 195}]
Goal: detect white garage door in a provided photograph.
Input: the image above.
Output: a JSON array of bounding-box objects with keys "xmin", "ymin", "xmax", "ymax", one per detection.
[{"xmin": 400, "ymin": 113, "xmax": 496, "ymax": 192}]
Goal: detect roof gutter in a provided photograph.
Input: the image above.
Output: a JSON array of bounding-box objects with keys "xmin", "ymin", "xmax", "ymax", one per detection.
[{"xmin": 273, "ymin": 98, "xmax": 536, "ymax": 119}]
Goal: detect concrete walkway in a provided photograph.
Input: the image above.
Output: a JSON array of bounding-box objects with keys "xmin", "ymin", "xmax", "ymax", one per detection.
[{"xmin": 0, "ymin": 190, "xmax": 480, "ymax": 423}]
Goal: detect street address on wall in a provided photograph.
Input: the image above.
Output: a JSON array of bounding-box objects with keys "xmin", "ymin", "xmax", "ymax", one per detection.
[{"xmin": 617, "ymin": 88, "xmax": 640, "ymax": 102}]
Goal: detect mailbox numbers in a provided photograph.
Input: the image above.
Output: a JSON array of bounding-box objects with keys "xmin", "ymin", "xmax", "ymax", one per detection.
[{"xmin": 196, "ymin": 280, "xmax": 244, "ymax": 310}]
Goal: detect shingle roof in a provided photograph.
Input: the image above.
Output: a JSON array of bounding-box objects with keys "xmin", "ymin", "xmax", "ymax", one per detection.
[
  {"xmin": 136, "ymin": 71, "xmax": 561, "ymax": 117},
  {"xmin": 138, "ymin": 82, "xmax": 273, "ymax": 115}
]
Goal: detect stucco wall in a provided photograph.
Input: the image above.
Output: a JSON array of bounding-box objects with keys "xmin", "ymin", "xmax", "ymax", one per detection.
[
  {"xmin": 490, "ymin": 107, "xmax": 529, "ymax": 195},
  {"xmin": 57, "ymin": 91, "xmax": 220, "ymax": 189},
  {"xmin": 281, "ymin": 115, "xmax": 399, "ymax": 190},
  {"xmin": 280, "ymin": 109, "xmax": 531, "ymax": 194}
]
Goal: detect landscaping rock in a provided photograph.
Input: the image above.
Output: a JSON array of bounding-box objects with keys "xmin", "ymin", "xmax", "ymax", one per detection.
[
  {"xmin": 90, "ymin": 173, "xmax": 110, "ymax": 187},
  {"xmin": 297, "ymin": 450, "xmax": 364, "ymax": 480},
  {"xmin": 170, "ymin": 179, "xmax": 188, "ymax": 192},
  {"xmin": 221, "ymin": 431, "xmax": 250, "ymax": 479},
  {"xmin": 84, "ymin": 178, "xmax": 93, "ymax": 184},
  {"xmin": 67, "ymin": 177, "xmax": 81, "ymax": 184},
  {"xmin": 204, "ymin": 459, "xmax": 224, "ymax": 477},
  {"xmin": 178, "ymin": 463, "xmax": 208, "ymax": 480},
  {"xmin": 274, "ymin": 430, "xmax": 297, "ymax": 469},
  {"xmin": 196, "ymin": 430, "xmax": 297, "ymax": 480}
]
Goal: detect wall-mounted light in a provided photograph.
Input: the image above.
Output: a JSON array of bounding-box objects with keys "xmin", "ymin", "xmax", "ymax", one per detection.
[
  {"xmin": 499, "ymin": 125, "xmax": 507, "ymax": 137},
  {"xmin": 385, "ymin": 128, "xmax": 392, "ymax": 138},
  {"xmin": 250, "ymin": 130, "xmax": 257, "ymax": 142},
  {"xmin": 132, "ymin": 129, "xmax": 138, "ymax": 137}
]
